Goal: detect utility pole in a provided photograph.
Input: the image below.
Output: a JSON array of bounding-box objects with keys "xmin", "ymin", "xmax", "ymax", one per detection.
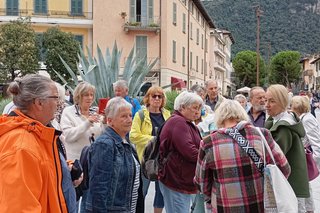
[{"xmin": 255, "ymin": 5, "xmax": 262, "ymax": 86}]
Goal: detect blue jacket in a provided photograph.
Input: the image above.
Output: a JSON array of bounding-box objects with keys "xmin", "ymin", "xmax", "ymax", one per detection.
[
  {"xmin": 124, "ymin": 96, "xmax": 141, "ymax": 118},
  {"xmin": 86, "ymin": 127, "xmax": 144, "ymax": 212}
]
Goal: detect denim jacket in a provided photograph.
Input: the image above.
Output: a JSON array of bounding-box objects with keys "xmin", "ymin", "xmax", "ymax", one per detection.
[{"xmin": 86, "ymin": 127, "xmax": 144, "ymax": 213}]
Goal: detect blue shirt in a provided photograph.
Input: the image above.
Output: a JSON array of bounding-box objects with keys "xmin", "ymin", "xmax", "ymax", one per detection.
[{"xmin": 124, "ymin": 96, "xmax": 141, "ymax": 117}]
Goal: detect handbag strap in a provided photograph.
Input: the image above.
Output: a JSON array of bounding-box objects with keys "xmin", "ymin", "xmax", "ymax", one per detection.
[
  {"xmin": 226, "ymin": 128, "xmax": 264, "ymax": 173},
  {"xmin": 255, "ymin": 127, "xmax": 275, "ymax": 165}
]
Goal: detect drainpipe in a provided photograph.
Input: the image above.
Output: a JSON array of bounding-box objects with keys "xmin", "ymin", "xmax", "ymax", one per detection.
[
  {"xmin": 204, "ymin": 25, "xmax": 207, "ymax": 83},
  {"xmin": 159, "ymin": 0, "xmax": 162, "ymax": 86},
  {"xmin": 187, "ymin": 3, "xmax": 190, "ymax": 89}
]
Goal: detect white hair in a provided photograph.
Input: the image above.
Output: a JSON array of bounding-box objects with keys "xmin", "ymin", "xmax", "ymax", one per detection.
[
  {"xmin": 54, "ymin": 82, "xmax": 65, "ymax": 103},
  {"xmin": 234, "ymin": 94, "xmax": 246, "ymax": 102},
  {"xmin": 105, "ymin": 97, "xmax": 132, "ymax": 118},
  {"xmin": 113, "ymin": 80, "xmax": 128, "ymax": 89},
  {"xmin": 174, "ymin": 91, "xmax": 203, "ymax": 111}
]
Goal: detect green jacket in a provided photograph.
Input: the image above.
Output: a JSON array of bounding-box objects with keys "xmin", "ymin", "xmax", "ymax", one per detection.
[
  {"xmin": 129, "ymin": 107, "xmax": 171, "ymax": 161},
  {"xmin": 265, "ymin": 112, "xmax": 309, "ymax": 198}
]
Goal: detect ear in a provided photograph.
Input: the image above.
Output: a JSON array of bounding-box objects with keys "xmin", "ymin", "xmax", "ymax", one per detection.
[
  {"xmin": 107, "ymin": 117, "xmax": 112, "ymax": 125},
  {"xmin": 33, "ymin": 98, "xmax": 44, "ymax": 110}
]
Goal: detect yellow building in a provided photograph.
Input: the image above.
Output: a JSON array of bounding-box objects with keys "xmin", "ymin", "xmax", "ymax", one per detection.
[{"xmin": 0, "ymin": 0, "xmax": 93, "ymax": 49}]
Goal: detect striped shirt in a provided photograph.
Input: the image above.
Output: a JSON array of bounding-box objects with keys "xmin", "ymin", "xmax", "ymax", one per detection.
[{"xmin": 131, "ymin": 153, "xmax": 140, "ymax": 213}]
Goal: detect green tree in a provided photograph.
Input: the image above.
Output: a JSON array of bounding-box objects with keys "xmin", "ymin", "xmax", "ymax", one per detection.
[
  {"xmin": 42, "ymin": 27, "xmax": 79, "ymax": 82},
  {"xmin": 232, "ymin": 50, "xmax": 266, "ymax": 87},
  {"xmin": 269, "ymin": 51, "xmax": 301, "ymax": 87},
  {"xmin": 0, "ymin": 17, "xmax": 39, "ymax": 82}
]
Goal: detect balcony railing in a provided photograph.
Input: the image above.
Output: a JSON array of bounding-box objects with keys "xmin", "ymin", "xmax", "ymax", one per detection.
[
  {"xmin": 0, "ymin": 8, "xmax": 92, "ymax": 19},
  {"xmin": 123, "ymin": 15, "xmax": 160, "ymax": 34}
]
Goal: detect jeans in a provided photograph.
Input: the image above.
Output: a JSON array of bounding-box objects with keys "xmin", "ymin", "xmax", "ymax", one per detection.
[
  {"xmin": 142, "ymin": 176, "xmax": 164, "ymax": 208},
  {"xmin": 79, "ymin": 190, "xmax": 89, "ymax": 213},
  {"xmin": 191, "ymin": 193, "xmax": 205, "ymax": 213},
  {"xmin": 159, "ymin": 181, "xmax": 193, "ymax": 213}
]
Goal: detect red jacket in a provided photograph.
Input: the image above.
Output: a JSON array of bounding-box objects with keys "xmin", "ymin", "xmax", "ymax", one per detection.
[
  {"xmin": 0, "ymin": 110, "xmax": 68, "ymax": 213},
  {"xmin": 159, "ymin": 111, "xmax": 202, "ymax": 194}
]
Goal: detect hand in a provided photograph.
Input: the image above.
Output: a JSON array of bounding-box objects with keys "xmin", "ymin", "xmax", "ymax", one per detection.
[
  {"xmin": 88, "ymin": 114, "xmax": 100, "ymax": 123},
  {"xmin": 73, "ymin": 173, "xmax": 83, "ymax": 187}
]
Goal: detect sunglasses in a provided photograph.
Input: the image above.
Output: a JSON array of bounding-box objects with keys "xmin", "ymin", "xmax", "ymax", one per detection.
[{"xmin": 151, "ymin": 94, "xmax": 163, "ymax": 99}]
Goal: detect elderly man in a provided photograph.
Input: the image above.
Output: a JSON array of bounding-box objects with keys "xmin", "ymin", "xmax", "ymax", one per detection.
[
  {"xmin": 247, "ymin": 86, "xmax": 266, "ymax": 127},
  {"xmin": 204, "ymin": 80, "xmax": 225, "ymax": 112},
  {"xmin": 113, "ymin": 80, "xmax": 141, "ymax": 117}
]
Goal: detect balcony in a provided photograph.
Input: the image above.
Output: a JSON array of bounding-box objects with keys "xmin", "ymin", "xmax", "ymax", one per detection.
[
  {"xmin": 213, "ymin": 61, "xmax": 226, "ymax": 72},
  {"xmin": 123, "ymin": 15, "xmax": 160, "ymax": 34}
]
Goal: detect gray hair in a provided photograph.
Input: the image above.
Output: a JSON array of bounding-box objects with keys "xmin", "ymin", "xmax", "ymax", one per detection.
[
  {"xmin": 214, "ymin": 99, "xmax": 250, "ymax": 128},
  {"xmin": 234, "ymin": 94, "xmax": 246, "ymax": 102},
  {"xmin": 55, "ymin": 82, "xmax": 66, "ymax": 103},
  {"xmin": 190, "ymin": 84, "xmax": 205, "ymax": 94},
  {"xmin": 113, "ymin": 80, "xmax": 128, "ymax": 89},
  {"xmin": 174, "ymin": 91, "xmax": 203, "ymax": 111},
  {"xmin": 7, "ymin": 74, "xmax": 54, "ymax": 112},
  {"xmin": 204, "ymin": 79, "xmax": 218, "ymax": 89},
  {"xmin": 105, "ymin": 97, "xmax": 132, "ymax": 118}
]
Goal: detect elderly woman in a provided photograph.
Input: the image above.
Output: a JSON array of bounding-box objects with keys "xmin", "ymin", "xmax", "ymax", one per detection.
[
  {"xmin": 234, "ymin": 93, "xmax": 249, "ymax": 111},
  {"xmin": 265, "ymin": 84, "xmax": 310, "ymax": 212},
  {"xmin": 130, "ymin": 86, "xmax": 170, "ymax": 213},
  {"xmin": 86, "ymin": 97, "xmax": 144, "ymax": 212},
  {"xmin": 158, "ymin": 91, "xmax": 203, "ymax": 212},
  {"xmin": 0, "ymin": 74, "xmax": 68, "ymax": 212},
  {"xmin": 195, "ymin": 99, "xmax": 290, "ymax": 212},
  {"xmin": 60, "ymin": 82, "xmax": 104, "ymax": 211}
]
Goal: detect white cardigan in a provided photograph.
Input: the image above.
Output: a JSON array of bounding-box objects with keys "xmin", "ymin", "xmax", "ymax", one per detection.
[
  {"xmin": 301, "ymin": 112, "xmax": 320, "ymax": 168},
  {"xmin": 60, "ymin": 105, "xmax": 104, "ymax": 160}
]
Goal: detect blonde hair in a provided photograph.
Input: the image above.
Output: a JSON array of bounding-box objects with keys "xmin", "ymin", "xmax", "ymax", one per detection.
[
  {"xmin": 73, "ymin": 82, "xmax": 96, "ymax": 104},
  {"xmin": 291, "ymin": 95, "xmax": 310, "ymax": 114},
  {"xmin": 143, "ymin": 86, "xmax": 166, "ymax": 108},
  {"xmin": 214, "ymin": 99, "xmax": 250, "ymax": 128},
  {"xmin": 266, "ymin": 84, "xmax": 288, "ymax": 111}
]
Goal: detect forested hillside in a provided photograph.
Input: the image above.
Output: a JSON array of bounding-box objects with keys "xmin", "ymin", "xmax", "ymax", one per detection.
[{"xmin": 202, "ymin": 0, "xmax": 320, "ymax": 58}]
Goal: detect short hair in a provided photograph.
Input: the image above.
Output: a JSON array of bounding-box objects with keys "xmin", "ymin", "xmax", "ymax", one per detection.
[
  {"xmin": 190, "ymin": 84, "xmax": 205, "ymax": 94},
  {"xmin": 73, "ymin": 82, "xmax": 96, "ymax": 105},
  {"xmin": 249, "ymin": 86, "xmax": 264, "ymax": 100},
  {"xmin": 204, "ymin": 79, "xmax": 218, "ymax": 89},
  {"xmin": 266, "ymin": 84, "xmax": 288, "ymax": 111},
  {"xmin": 291, "ymin": 95, "xmax": 310, "ymax": 114},
  {"xmin": 7, "ymin": 74, "xmax": 54, "ymax": 113},
  {"xmin": 143, "ymin": 86, "xmax": 166, "ymax": 108},
  {"xmin": 174, "ymin": 91, "xmax": 203, "ymax": 111},
  {"xmin": 214, "ymin": 99, "xmax": 250, "ymax": 128},
  {"xmin": 113, "ymin": 80, "xmax": 128, "ymax": 89},
  {"xmin": 234, "ymin": 94, "xmax": 246, "ymax": 102},
  {"xmin": 105, "ymin": 97, "xmax": 132, "ymax": 118}
]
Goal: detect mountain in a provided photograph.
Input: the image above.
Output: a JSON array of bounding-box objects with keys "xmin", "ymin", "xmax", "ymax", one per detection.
[{"xmin": 202, "ymin": 0, "xmax": 320, "ymax": 58}]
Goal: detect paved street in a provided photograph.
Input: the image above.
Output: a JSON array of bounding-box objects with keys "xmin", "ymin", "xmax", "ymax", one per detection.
[{"xmin": 145, "ymin": 177, "xmax": 320, "ymax": 213}]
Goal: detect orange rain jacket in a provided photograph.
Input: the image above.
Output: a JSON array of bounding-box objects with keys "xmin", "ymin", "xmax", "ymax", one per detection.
[{"xmin": 0, "ymin": 110, "xmax": 68, "ymax": 213}]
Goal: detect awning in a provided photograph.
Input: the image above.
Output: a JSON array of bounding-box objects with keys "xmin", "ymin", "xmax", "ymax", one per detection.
[{"xmin": 171, "ymin": 77, "xmax": 186, "ymax": 90}]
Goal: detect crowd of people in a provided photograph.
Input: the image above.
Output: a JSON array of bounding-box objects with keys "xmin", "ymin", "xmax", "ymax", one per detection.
[{"xmin": 1, "ymin": 74, "xmax": 320, "ymax": 213}]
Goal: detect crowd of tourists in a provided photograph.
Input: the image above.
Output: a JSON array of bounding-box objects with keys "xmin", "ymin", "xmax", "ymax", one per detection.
[{"xmin": 1, "ymin": 73, "xmax": 320, "ymax": 213}]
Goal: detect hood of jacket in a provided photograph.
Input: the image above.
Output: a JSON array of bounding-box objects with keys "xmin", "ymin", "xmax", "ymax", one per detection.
[{"xmin": 266, "ymin": 111, "xmax": 305, "ymax": 138}]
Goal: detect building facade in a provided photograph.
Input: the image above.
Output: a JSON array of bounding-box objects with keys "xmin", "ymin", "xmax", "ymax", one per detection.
[{"xmin": 301, "ymin": 54, "xmax": 320, "ymax": 92}]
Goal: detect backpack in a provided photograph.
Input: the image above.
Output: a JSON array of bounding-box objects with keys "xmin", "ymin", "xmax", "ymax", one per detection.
[
  {"xmin": 141, "ymin": 121, "xmax": 170, "ymax": 181},
  {"xmin": 75, "ymin": 134, "xmax": 95, "ymax": 200}
]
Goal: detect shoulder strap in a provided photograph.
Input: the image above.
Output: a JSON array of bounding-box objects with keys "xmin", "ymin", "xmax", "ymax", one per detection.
[
  {"xmin": 226, "ymin": 128, "xmax": 264, "ymax": 173},
  {"xmin": 138, "ymin": 109, "xmax": 145, "ymax": 125},
  {"xmin": 129, "ymin": 97, "xmax": 136, "ymax": 108}
]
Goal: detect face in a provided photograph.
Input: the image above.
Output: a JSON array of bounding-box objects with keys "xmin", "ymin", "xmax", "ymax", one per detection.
[
  {"xmin": 265, "ymin": 90, "xmax": 284, "ymax": 117},
  {"xmin": 42, "ymin": 84, "xmax": 59, "ymax": 125},
  {"xmin": 196, "ymin": 90, "xmax": 206, "ymax": 101},
  {"xmin": 180, "ymin": 103, "xmax": 202, "ymax": 121},
  {"xmin": 114, "ymin": 86, "xmax": 128, "ymax": 98},
  {"xmin": 206, "ymin": 81, "xmax": 219, "ymax": 100},
  {"xmin": 250, "ymin": 89, "xmax": 266, "ymax": 112},
  {"xmin": 149, "ymin": 93, "xmax": 163, "ymax": 109},
  {"xmin": 237, "ymin": 99, "xmax": 247, "ymax": 108},
  {"xmin": 80, "ymin": 90, "xmax": 95, "ymax": 109},
  {"xmin": 108, "ymin": 107, "xmax": 132, "ymax": 137}
]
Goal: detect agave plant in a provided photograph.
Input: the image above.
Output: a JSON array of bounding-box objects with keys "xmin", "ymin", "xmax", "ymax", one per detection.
[{"xmin": 55, "ymin": 41, "xmax": 158, "ymax": 103}]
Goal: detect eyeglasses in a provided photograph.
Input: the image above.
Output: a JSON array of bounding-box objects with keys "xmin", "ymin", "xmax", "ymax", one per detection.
[
  {"xmin": 44, "ymin": 96, "xmax": 60, "ymax": 100},
  {"xmin": 151, "ymin": 95, "xmax": 163, "ymax": 99}
]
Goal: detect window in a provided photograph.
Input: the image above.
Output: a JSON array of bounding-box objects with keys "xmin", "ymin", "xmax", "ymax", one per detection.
[
  {"xmin": 189, "ymin": 1, "xmax": 194, "ymax": 14},
  {"xmin": 173, "ymin": 3, "xmax": 177, "ymax": 25},
  {"xmin": 182, "ymin": 13, "xmax": 186, "ymax": 33},
  {"xmin": 190, "ymin": 51, "xmax": 193, "ymax": 69},
  {"xmin": 136, "ymin": 36, "xmax": 148, "ymax": 61},
  {"xmin": 196, "ymin": 10, "xmax": 200, "ymax": 22},
  {"xmin": 182, "ymin": 0, "xmax": 187, "ymax": 6},
  {"xmin": 172, "ymin": 40, "xmax": 177, "ymax": 63},
  {"xmin": 196, "ymin": 28, "xmax": 199, "ymax": 45},
  {"xmin": 71, "ymin": 0, "xmax": 83, "ymax": 16},
  {"xmin": 196, "ymin": 56, "xmax": 198, "ymax": 72},
  {"xmin": 201, "ymin": 34, "xmax": 204, "ymax": 49},
  {"xmin": 130, "ymin": 0, "xmax": 154, "ymax": 26},
  {"xmin": 190, "ymin": 22, "xmax": 193, "ymax": 40},
  {"xmin": 182, "ymin": 46, "xmax": 186, "ymax": 66},
  {"xmin": 6, "ymin": 0, "xmax": 19, "ymax": 16},
  {"xmin": 74, "ymin": 35, "xmax": 84, "ymax": 48},
  {"xmin": 34, "ymin": 0, "xmax": 47, "ymax": 14},
  {"xmin": 201, "ymin": 59, "xmax": 204, "ymax": 74}
]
